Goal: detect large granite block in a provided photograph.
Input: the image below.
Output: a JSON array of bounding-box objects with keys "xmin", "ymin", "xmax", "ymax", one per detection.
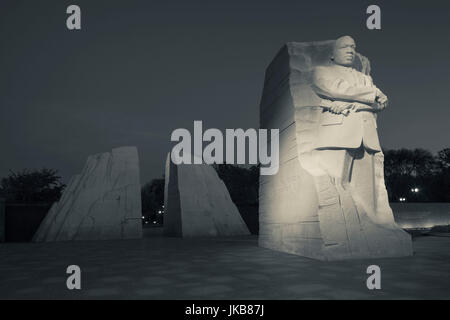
[
  {"xmin": 259, "ymin": 40, "xmax": 412, "ymax": 260},
  {"xmin": 164, "ymin": 153, "xmax": 250, "ymax": 237},
  {"xmin": 33, "ymin": 146, "xmax": 142, "ymax": 242}
]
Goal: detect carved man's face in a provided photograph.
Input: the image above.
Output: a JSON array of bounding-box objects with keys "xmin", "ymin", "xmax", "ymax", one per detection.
[{"xmin": 332, "ymin": 36, "xmax": 356, "ymax": 66}]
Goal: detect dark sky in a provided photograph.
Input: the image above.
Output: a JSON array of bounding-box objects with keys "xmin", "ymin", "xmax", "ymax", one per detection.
[{"xmin": 1, "ymin": 0, "xmax": 449, "ymax": 184}]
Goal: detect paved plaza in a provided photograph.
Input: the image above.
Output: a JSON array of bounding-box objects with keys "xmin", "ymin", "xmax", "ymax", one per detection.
[{"xmin": 0, "ymin": 228, "xmax": 449, "ymax": 299}]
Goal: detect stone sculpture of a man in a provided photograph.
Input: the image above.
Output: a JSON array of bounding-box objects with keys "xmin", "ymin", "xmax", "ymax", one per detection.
[
  {"xmin": 258, "ymin": 36, "xmax": 412, "ymax": 260},
  {"xmin": 311, "ymin": 35, "xmax": 391, "ymax": 225}
]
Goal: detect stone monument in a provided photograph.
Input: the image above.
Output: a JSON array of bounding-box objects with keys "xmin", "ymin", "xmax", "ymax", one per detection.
[
  {"xmin": 259, "ymin": 36, "xmax": 412, "ymax": 260},
  {"xmin": 164, "ymin": 153, "xmax": 250, "ymax": 237},
  {"xmin": 33, "ymin": 146, "xmax": 142, "ymax": 242}
]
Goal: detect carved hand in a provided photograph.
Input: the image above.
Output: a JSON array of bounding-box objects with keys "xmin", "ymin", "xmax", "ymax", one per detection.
[
  {"xmin": 375, "ymin": 88, "xmax": 388, "ymax": 107},
  {"xmin": 329, "ymin": 101, "xmax": 355, "ymax": 115}
]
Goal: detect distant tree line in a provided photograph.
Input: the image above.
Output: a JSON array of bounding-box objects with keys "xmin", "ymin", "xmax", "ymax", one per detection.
[
  {"xmin": 0, "ymin": 168, "xmax": 65, "ymax": 204},
  {"xmin": 141, "ymin": 177, "xmax": 164, "ymax": 224},
  {"xmin": 0, "ymin": 148, "xmax": 448, "ymax": 209},
  {"xmin": 384, "ymin": 148, "xmax": 450, "ymax": 202}
]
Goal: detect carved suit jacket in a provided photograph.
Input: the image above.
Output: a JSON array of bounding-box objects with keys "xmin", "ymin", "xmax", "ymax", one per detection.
[{"xmin": 312, "ymin": 64, "xmax": 382, "ymax": 152}]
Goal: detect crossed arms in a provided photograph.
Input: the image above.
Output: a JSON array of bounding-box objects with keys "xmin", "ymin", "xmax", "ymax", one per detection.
[{"xmin": 312, "ymin": 66, "xmax": 388, "ymax": 115}]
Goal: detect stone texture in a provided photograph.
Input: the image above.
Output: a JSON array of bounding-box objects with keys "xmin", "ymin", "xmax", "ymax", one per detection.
[
  {"xmin": 164, "ymin": 153, "xmax": 250, "ymax": 237},
  {"xmin": 33, "ymin": 146, "xmax": 142, "ymax": 242},
  {"xmin": 258, "ymin": 40, "xmax": 412, "ymax": 260}
]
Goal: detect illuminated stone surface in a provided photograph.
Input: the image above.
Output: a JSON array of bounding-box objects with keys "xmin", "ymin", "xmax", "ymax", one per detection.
[
  {"xmin": 258, "ymin": 40, "xmax": 412, "ymax": 260},
  {"xmin": 164, "ymin": 153, "xmax": 250, "ymax": 237},
  {"xmin": 33, "ymin": 146, "xmax": 142, "ymax": 241}
]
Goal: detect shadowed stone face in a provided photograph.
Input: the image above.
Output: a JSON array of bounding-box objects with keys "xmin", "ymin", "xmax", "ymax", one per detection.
[
  {"xmin": 32, "ymin": 146, "xmax": 143, "ymax": 242},
  {"xmin": 163, "ymin": 153, "xmax": 250, "ymax": 237},
  {"xmin": 332, "ymin": 36, "xmax": 356, "ymax": 67}
]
